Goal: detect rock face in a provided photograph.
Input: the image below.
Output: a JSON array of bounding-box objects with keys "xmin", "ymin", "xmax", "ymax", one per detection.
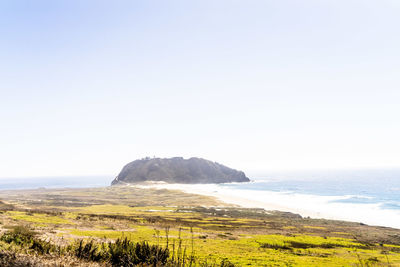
[{"xmin": 111, "ymin": 157, "xmax": 250, "ymax": 185}]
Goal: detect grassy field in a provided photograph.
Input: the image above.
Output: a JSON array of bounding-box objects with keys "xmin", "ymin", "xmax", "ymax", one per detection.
[{"xmin": 1, "ymin": 186, "xmax": 400, "ymax": 266}]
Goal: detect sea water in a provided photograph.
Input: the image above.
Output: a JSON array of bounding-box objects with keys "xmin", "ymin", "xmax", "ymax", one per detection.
[
  {"xmin": 218, "ymin": 169, "xmax": 400, "ymax": 229},
  {"xmin": 0, "ymin": 170, "xmax": 399, "ymax": 229},
  {"xmin": 0, "ymin": 176, "xmax": 111, "ymax": 190}
]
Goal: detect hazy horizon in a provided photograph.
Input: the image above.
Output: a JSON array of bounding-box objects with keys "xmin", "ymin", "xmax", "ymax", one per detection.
[
  {"xmin": 2, "ymin": 166, "xmax": 400, "ymax": 181},
  {"xmin": 1, "ymin": 0, "xmax": 400, "ymax": 178}
]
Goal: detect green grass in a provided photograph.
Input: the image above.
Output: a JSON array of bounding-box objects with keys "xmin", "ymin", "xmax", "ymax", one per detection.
[
  {"xmin": 6, "ymin": 211, "xmax": 73, "ymax": 225},
  {"xmin": 64, "ymin": 225, "xmax": 157, "ymax": 241},
  {"xmin": 2, "ymin": 187, "xmax": 400, "ymax": 266},
  {"xmin": 59, "ymin": 224, "xmax": 400, "ymax": 266}
]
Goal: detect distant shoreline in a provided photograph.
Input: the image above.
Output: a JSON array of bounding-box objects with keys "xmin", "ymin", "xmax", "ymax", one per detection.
[
  {"xmin": 129, "ymin": 182, "xmax": 333, "ymax": 218},
  {"xmin": 1, "ymin": 176, "xmax": 399, "ymax": 230},
  {"xmin": 127, "ymin": 181, "xmax": 400, "ymax": 230}
]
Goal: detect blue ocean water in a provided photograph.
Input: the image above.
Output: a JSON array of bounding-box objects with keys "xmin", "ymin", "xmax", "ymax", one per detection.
[
  {"xmin": 0, "ymin": 170, "xmax": 399, "ymax": 228},
  {"xmin": 223, "ymin": 169, "xmax": 400, "ymax": 211},
  {"xmin": 213, "ymin": 169, "xmax": 400, "ymax": 228},
  {"xmin": 0, "ymin": 176, "xmax": 111, "ymax": 190}
]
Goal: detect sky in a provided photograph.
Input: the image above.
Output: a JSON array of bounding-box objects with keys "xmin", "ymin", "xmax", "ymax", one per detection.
[{"xmin": 1, "ymin": 0, "xmax": 400, "ymax": 178}]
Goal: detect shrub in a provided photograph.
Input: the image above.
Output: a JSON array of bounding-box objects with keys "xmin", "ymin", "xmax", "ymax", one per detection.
[
  {"xmin": 70, "ymin": 239, "xmax": 105, "ymax": 262},
  {"xmin": 108, "ymin": 238, "xmax": 169, "ymax": 266},
  {"xmin": 220, "ymin": 258, "xmax": 235, "ymax": 267},
  {"xmin": 259, "ymin": 242, "xmax": 291, "ymax": 250},
  {"xmin": 0, "ymin": 225, "xmax": 36, "ymax": 245},
  {"xmin": 1, "ymin": 226, "xmax": 235, "ymax": 266},
  {"xmin": 0, "ymin": 225, "xmax": 59, "ymax": 255}
]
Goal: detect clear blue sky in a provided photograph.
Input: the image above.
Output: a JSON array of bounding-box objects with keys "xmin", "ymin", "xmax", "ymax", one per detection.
[{"xmin": 1, "ymin": 0, "xmax": 400, "ymax": 178}]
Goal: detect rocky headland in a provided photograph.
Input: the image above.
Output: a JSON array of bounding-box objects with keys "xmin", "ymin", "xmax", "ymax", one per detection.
[{"xmin": 111, "ymin": 157, "xmax": 250, "ymax": 185}]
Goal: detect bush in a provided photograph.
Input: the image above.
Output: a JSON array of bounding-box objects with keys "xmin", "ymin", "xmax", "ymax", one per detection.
[
  {"xmin": 109, "ymin": 238, "xmax": 169, "ymax": 266},
  {"xmin": 69, "ymin": 239, "xmax": 105, "ymax": 262},
  {"xmin": 1, "ymin": 227, "xmax": 234, "ymax": 266},
  {"xmin": 0, "ymin": 225, "xmax": 59, "ymax": 255},
  {"xmin": 0, "ymin": 225, "xmax": 36, "ymax": 245},
  {"xmin": 68, "ymin": 237, "xmax": 170, "ymax": 266},
  {"xmin": 220, "ymin": 258, "xmax": 235, "ymax": 267}
]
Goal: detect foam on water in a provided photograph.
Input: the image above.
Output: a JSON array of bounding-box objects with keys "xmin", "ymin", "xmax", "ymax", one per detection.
[
  {"xmin": 1, "ymin": 170, "xmax": 399, "ymax": 229},
  {"xmin": 216, "ymin": 186, "xmax": 400, "ymax": 229},
  {"xmin": 137, "ymin": 169, "xmax": 400, "ymax": 229}
]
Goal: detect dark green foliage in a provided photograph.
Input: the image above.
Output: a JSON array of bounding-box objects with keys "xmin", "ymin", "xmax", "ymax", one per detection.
[
  {"xmin": 0, "ymin": 226, "xmax": 234, "ymax": 266},
  {"xmin": 220, "ymin": 259, "xmax": 235, "ymax": 267},
  {"xmin": 30, "ymin": 238, "xmax": 58, "ymax": 255},
  {"xmin": 70, "ymin": 239, "xmax": 105, "ymax": 262},
  {"xmin": 0, "ymin": 225, "xmax": 36, "ymax": 245},
  {"xmin": 0, "ymin": 225, "xmax": 59, "ymax": 255},
  {"xmin": 259, "ymin": 240, "xmax": 353, "ymax": 251},
  {"xmin": 259, "ymin": 242, "xmax": 292, "ymax": 250},
  {"xmin": 108, "ymin": 238, "xmax": 169, "ymax": 266},
  {"xmin": 67, "ymin": 237, "xmax": 170, "ymax": 266}
]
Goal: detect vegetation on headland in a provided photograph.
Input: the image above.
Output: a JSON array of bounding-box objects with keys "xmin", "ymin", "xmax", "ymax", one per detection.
[
  {"xmin": 112, "ymin": 157, "xmax": 250, "ymax": 185},
  {"xmin": 0, "ymin": 187, "xmax": 400, "ymax": 266}
]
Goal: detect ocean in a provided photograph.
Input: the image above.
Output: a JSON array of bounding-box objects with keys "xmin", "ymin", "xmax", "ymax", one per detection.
[
  {"xmin": 0, "ymin": 169, "xmax": 399, "ymax": 229},
  {"xmin": 0, "ymin": 176, "xmax": 111, "ymax": 190},
  {"xmin": 218, "ymin": 169, "xmax": 400, "ymax": 229}
]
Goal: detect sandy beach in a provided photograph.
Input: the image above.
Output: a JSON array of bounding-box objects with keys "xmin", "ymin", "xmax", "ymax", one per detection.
[
  {"xmin": 131, "ymin": 182, "xmax": 400, "ymax": 229},
  {"xmin": 131, "ymin": 182, "xmax": 330, "ymax": 218}
]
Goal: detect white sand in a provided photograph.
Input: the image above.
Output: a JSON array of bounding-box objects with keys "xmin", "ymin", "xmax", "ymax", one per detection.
[
  {"xmin": 131, "ymin": 182, "xmax": 324, "ymax": 218},
  {"xmin": 130, "ymin": 182, "xmax": 400, "ymax": 229}
]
